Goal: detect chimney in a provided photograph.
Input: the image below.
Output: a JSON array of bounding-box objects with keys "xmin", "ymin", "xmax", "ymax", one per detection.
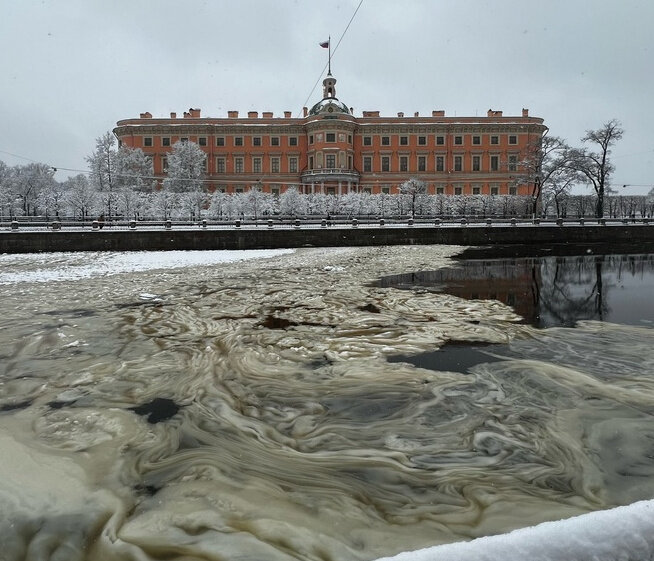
[
  {"xmin": 397, "ymin": 112, "xmax": 404, "ymax": 117},
  {"xmin": 284, "ymin": 111, "xmax": 292, "ymax": 118},
  {"xmin": 170, "ymin": 112, "xmax": 177, "ymax": 119},
  {"xmin": 414, "ymin": 111, "xmax": 419, "ymax": 117},
  {"xmin": 183, "ymin": 111, "xmax": 191, "ymax": 118},
  {"xmin": 522, "ymin": 108, "xmax": 529, "ymax": 117},
  {"xmin": 139, "ymin": 112, "xmax": 152, "ymax": 119},
  {"xmin": 487, "ymin": 109, "xmax": 503, "ymax": 117},
  {"xmin": 362, "ymin": 111, "xmax": 380, "ymax": 117},
  {"xmin": 432, "ymin": 110, "xmax": 445, "ymax": 117},
  {"xmin": 303, "ymin": 107, "xmax": 308, "ymax": 117},
  {"xmin": 248, "ymin": 111, "xmax": 258, "ymax": 118},
  {"xmin": 189, "ymin": 108, "xmax": 201, "ymax": 118},
  {"xmin": 228, "ymin": 110, "xmax": 239, "ymax": 118},
  {"xmin": 262, "ymin": 111, "xmax": 273, "ymax": 118}
]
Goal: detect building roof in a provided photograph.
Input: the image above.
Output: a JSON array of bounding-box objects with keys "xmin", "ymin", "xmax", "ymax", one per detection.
[{"xmin": 308, "ymin": 97, "xmax": 351, "ymax": 116}]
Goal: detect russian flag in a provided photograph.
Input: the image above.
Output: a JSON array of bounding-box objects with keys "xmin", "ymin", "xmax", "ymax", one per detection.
[{"xmin": 319, "ymin": 40, "xmax": 329, "ymax": 48}]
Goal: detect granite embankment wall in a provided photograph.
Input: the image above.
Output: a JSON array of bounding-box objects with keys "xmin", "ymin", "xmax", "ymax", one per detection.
[{"xmin": 2, "ymin": 224, "xmax": 654, "ymax": 254}]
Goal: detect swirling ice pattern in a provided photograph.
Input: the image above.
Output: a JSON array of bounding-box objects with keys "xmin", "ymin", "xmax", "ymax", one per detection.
[{"xmin": 0, "ymin": 246, "xmax": 653, "ymax": 560}]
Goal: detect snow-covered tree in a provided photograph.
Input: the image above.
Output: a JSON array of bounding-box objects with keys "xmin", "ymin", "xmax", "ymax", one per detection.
[
  {"xmin": 12, "ymin": 163, "xmax": 56, "ymax": 216},
  {"xmin": 244, "ymin": 186, "xmax": 273, "ymax": 219},
  {"xmin": 115, "ymin": 146, "xmax": 154, "ymax": 191},
  {"xmin": 568, "ymin": 119, "xmax": 624, "ymax": 218},
  {"xmin": 279, "ymin": 187, "xmax": 306, "ymax": 216},
  {"xmin": 398, "ymin": 178, "xmax": 427, "ymax": 218},
  {"xmin": 64, "ymin": 174, "xmax": 98, "ymax": 220},
  {"xmin": 163, "ymin": 140, "xmax": 206, "ymax": 193},
  {"xmin": 0, "ymin": 161, "xmax": 16, "ymax": 218},
  {"xmin": 208, "ymin": 190, "xmax": 229, "ymax": 219},
  {"xmin": 87, "ymin": 131, "xmax": 119, "ymax": 219}
]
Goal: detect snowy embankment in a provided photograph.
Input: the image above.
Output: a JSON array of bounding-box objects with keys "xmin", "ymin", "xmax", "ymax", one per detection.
[{"xmin": 375, "ymin": 500, "xmax": 654, "ymax": 561}]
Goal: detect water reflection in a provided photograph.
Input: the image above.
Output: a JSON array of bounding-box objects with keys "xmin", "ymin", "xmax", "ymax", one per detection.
[
  {"xmin": 1, "ymin": 247, "xmax": 654, "ymax": 561},
  {"xmin": 377, "ymin": 254, "xmax": 654, "ymax": 327}
]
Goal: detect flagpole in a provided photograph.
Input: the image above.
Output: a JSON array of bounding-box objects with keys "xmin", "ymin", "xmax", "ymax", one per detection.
[{"xmin": 328, "ymin": 35, "xmax": 331, "ymax": 75}]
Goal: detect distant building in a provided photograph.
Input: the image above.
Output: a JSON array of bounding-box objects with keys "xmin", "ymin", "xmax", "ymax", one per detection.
[{"xmin": 113, "ymin": 73, "xmax": 546, "ymax": 196}]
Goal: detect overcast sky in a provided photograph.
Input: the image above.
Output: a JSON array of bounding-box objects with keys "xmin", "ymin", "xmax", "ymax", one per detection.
[{"xmin": 1, "ymin": 0, "xmax": 652, "ymax": 194}]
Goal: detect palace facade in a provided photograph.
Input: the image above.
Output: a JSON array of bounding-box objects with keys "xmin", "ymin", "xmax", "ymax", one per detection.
[{"xmin": 113, "ymin": 74, "xmax": 546, "ymax": 196}]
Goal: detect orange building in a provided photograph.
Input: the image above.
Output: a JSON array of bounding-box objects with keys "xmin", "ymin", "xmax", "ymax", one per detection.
[{"xmin": 113, "ymin": 73, "xmax": 546, "ymax": 196}]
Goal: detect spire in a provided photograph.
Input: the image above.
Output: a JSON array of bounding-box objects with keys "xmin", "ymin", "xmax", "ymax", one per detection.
[{"xmin": 322, "ymin": 74, "xmax": 337, "ymax": 99}]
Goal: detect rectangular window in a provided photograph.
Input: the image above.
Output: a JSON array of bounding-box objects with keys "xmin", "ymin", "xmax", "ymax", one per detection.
[
  {"xmin": 271, "ymin": 187, "xmax": 280, "ymax": 196},
  {"xmin": 491, "ymin": 155, "xmax": 499, "ymax": 171},
  {"xmin": 180, "ymin": 138, "xmax": 188, "ymax": 143},
  {"xmin": 252, "ymin": 137, "xmax": 261, "ymax": 146},
  {"xmin": 162, "ymin": 137, "xmax": 171, "ymax": 147},
  {"xmin": 454, "ymin": 136, "xmax": 463, "ymax": 145},
  {"xmin": 363, "ymin": 136, "xmax": 372, "ymax": 146},
  {"xmin": 472, "ymin": 186, "xmax": 481, "ymax": 195},
  {"xmin": 509, "ymin": 186, "xmax": 517, "ymax": 195},
  {"xmin": 271, "ymin": 157, "xmax": 280, "ymax": 173},
  {"xmin": 289, "ymin": 157, "xmax": 298, "ymax": 173},
  {"xmin": 508, "ymin": 155, "xmax": 518, "ymax": 172},
  {"xmin": 472, "ymin": 135, "xmax": 481, "ymax": 145},
  {"xmin": 400, "ymin": 136, "xmax": 408, "ymax": 146},
  {"xmin": 161, "ymin": 156, "xmax": 168, "ymax": 173},
  {"xmin": 381, "ymin": 186, "xmax": 390, "ymax": 194},
  {"xmin": 381, "ymin": 136, "xmax": 390, "ymax": 146},
  {"xmin": 400, "ymin": 156, "xmax": 408, "ymax": 172},
  {"xmin": 199, "ymin": 137, "xmax": 207, "ymax": 146},
  {"xmin": 490, "ymin": 135, "xmax": 499, "ymax": 145},
  {"xmin": 491, "ymin": 185, "xmax": 499, "ymax": 195},
  {"xmin": 454, "ymin": 155, "xmax": 463, "ymax": 172},
  {"xmin": 271, "ymin": 137, "xmax": 280, "ymax": 146},
  {"xmin": 216, "ymin": 137, "xmax": 225, "ymax": 146},
  {"xmin": 454, "ymin": 186, "xmax": 463, "ymax": 195},
  {"xmin": 348, "ymin": 135, "xmax": 352, "ymax": 143},
  {"xmin": 509, "ymin": 135, "xmax": 517, "ymax": 145},
  {"xmin": 326, "ymin": 133, "xmax": 336, "ymax": 143},
  {"xmin": 144, "ymin": 137, "xmax": 153, "ymax": 147},
  {"xmin": 418, "ymin": 156, "xmax": 426, "ymax": 172},
  {"xmin": 436, "ymin": 186, "xmax": 444, "ymax": 194},
  {"xmin": 309, "ymin": 156, "xmax": 314, "ymax": 169},
  {"xmin": 418, "ymin": 136, "xmax": 427, "ymax": 145},
  {"xmin": 234, "ymin": 157, "xmax": 244, "ymax": 173},
  {"xmin": 288, "ymin": 136, "xmax": 297, "ymax": 146},
  {"xmin": 235, "ymin": 187, "xmax": 244, "ymax": 193},
  {"xmin": 234, "ymin": 137, "xmax": 243, "ymax": 146},
  {"xmin": 309, "ymin": 135, "xmax": 314, "ymax": 144},
  {"xmin": 216, "ymin": 157, "xmax": 226, "ymax": 173},
  {"xmin": 253, "ymin": 157, "xmax": 262, "ymax": 173},
  {"xmin": 381, "ymin": 156, "xmax": 390, "ymax": 172},
  {"xmin": 326, "ymin": 154, "xmax": 336, "ymax": 168},
  {"xmin": 363, "ymin": 156, "xmax": 372, "ymax": 172},
  {"xmin": 472, "ymin": 155, "xmax": 481, "ymax": 171},
  {"xmin": 363, "ymin": 187, "xmax": 372, "ymax": 194},
  {"xmin": 436, "ymin": 155, "xmax": 444, "ymax": 172},
  {"xmin": 436, "ymin": 136, "xmax": 444, "ymax": 145}
]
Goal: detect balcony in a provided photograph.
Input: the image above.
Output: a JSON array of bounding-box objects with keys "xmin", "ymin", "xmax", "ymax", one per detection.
[{"xmin": 301, "ymin": 168, "xmax": 360, "ymax": 183}]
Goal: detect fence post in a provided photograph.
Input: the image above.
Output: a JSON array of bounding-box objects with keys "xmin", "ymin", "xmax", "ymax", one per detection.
[
  {"xmin": 461, "ymin": 217, "xmax": 468, "ymax": 226},
  {"xmin": 434, "ymin": 218, "xmax": 441, "ymax": 227},
  {"xmin": 556, "ymin": 217, "xmax": 563, "ymax": 226},
  {"xmin": 268, "ymin": 219, "xmax": 274, "ymax": 229},
  {"xmin": 510, "ymin": 217, "xmax": 517, "ymax": 227},
  {"xmin": 92, "ymin": 220, "xmax": 99, "ymax": 230},
  {"xmin": 352, "ymin": 218, "xmax": 358, "ymax": 228},
  {"xmin": 165, "ymin": 219, "xmax": 172, "ymax": 229},
  {"xmin": 379, "ymin": 218, "xmax": 385, "ymax": 228},
  {"xmin": 129, "ymin": 220, "xmax": 137, "ymax": 229},
  {"xmin": 486, "ymin": 218, "xmax": 492, "ymax": 226}
]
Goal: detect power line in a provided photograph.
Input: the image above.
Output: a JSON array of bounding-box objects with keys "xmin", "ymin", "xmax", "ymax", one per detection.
[{"xmin": 297, "ymin": 0, "xmax": 365, "ymax": 117}]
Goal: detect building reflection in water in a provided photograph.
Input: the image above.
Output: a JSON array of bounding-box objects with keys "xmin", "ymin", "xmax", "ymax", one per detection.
[{"xmin": 377, "ymin": 254, "xmax": 654, "ymax": 328}]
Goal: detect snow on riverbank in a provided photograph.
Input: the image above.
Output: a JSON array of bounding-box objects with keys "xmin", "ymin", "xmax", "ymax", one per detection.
[
  {"xmin": 375, "ymin": 500, "xmax": 654, "ymax": 561},
  {"xmin": 0, "ymin": 249, "xmax": 294, "ymax": 285}
]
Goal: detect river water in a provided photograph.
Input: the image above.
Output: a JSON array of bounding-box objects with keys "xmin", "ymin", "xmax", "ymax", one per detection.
[{"xmin": 1, "ymin": 246, "xmax": 653, "ymax": 561}]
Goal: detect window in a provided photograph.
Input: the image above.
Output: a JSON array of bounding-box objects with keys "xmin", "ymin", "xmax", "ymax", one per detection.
[
  {"xmin": 472, "ymin": 135, "xmax": 481, "ymax": 145},
  {"xmin": 253, "ymin": 137, "xmax": 261, "ymax": 146},
  {"xmin": 253, "ymin": 157, "xmax": 262, "ymax": 173},
  {"xmin": 162, "ymin": 137, "xmax": 171, "ymax": 147},
  {"xmin": 326, "ymin": 132, "xmax": 336, "ymax": 142},
  {"xmin": 509, "ymin": 186, "xmax": 517, "ymax": 195},
  {"xmin": 348, "ymin": 135, "xmax": 352, "ymax": 143},
  {"xmin": 400, "ymin": 156, "xmax": 408, "ymax": 172},
  {"xmin": 418, "ymin": 156, "xmax": 426, "ymax": 172},
  {"xmin": 418, "ymin": 136, "xmax": 426, "ymax": 145},
  {"xmin": 490, "ymin": 155, "xmax": 499, "ymax": 171},
  {"xmin": 400, "ymin": 136, "xmax": 408, "ymax": 145},
  {"xmin": 289, "ymin": 157, "xmax": 298, "ymax": 173},
  {"xmin": 436, "ymin": 186, "xmax": 444, "ymax": 194},
  {"xmin": 216, "ymin": 157, "xmax": 225, "ymax": 173},
  {"xmin": 234, "ymin": 157, "xmax": 244, "ymax": 173},
  {"xmin": 363, "ymin": 187, "xmax": 372, "ymax": 194},
  {"xmin": 161, "ymin": 156, "xmax": 168, "ymax": 173},
  {"xmin": 363, "ymin": 136, "xmax": 372, "ymax": 146},
  {"xmin": 309, "ymin": 156, "xmax": 314, "ymax": 168},
  {"xmin": 454, "ymin": 155, "xmax": 463, "ymax": 171},
  {"xmin": 381, "ymin": 156, "xmax": 390, "ymax": 172},
  {"xmin": 216, "ymin": 137, "xmax": 225, "ymax": 146},
  {"xmin": 235, "ymin": 187, "xmax": 244, "ymax": 193},
  {"xmin": 326, "ymin": 154, "xmax": 336, "ymax": 168},
  {"xmin": 509, "ymin": 135, "xmax": 517, "ymax": 145},
  {"xmin": 381, "ymin": 136, "xmax": 390, "ymax": 146},
  {"xmin": 144, "ymin": 137, "xmax": 153, "ymax": 147},
  {"xmin": 436, "ymin": 155, "xmax": 444, "ymax": 172},
  {"xmin": 289, "ymin": 136, "xmax": 298, "ymax": 146},
  {"xmin": 454, "ymin": 136, "xmax": 463, "ymax": 145},
  {"xmin": 381, "ymin": 185, "xmax": 390, "ymax": 194},
  {"xmin": 180, "ymin": 137, "xmax": 188, "ymax": 143},
  {"xmin": 491, "ymin": 185, "xmax": 499, "ymax": 195},
  {"xmin": 271, "ymin": 137, "xmax": 280, "ymax": 146},
  {"xmin": 472, "ymin": 186, "xmax": 481, "ymax": 195},
  {"xmin": 508, "ymin": 155, "xmax": 518, "ymax": 171},
  {"xmin": 234, "ymin": 137, "xmax": 243, "ymax": 146},
  {"xmin": 472, "ymin": 155, "xmax": 481, "ymax": 171},
  {"xmin": 436, "ymin": 136, "xmax": 444, "ymax": 145},
  {"xmin": 309, "ymin": 135, "xmax": 314, "ymax": 144},
  {"xmin": 363, "ymin": 156, "xmax": 372, "ymax": 172},
  {"xmin": 490, "ymin": 135, "xmax": 499, "ymax": 145},
  {"xmin": 454, "ymin": 186, "xmax": 463, "ymax": 195},
  {"xmin": 271, "ymin": 157, "xmax": 280, "ymax": 173},
  {"xmin": 199, "ymin": 137, "xmax": 207, "ymax": 146},
  {"xmin": 271, "ymin": 187, "xmax": 280, "ymax": 196}
]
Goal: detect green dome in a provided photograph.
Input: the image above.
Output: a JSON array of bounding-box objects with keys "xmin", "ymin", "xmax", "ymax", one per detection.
[{"xmin": 308, "ymin": 98, "xmax": 350, "ymax": 116}]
